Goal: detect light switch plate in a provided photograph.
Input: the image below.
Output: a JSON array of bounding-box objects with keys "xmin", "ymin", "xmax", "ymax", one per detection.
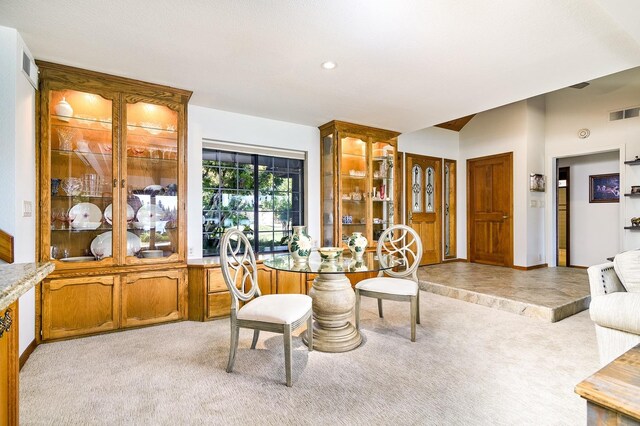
[
  {"xmin": 23, "ymin": 200, "xmax": 33, "ymax": 217},
  {"xmin": 530, "ymin": 200, "xmax": 538, "ymax": 208}
]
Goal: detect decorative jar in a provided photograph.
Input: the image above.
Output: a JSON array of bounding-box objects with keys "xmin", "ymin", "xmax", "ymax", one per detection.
[
  {"xmin": 347, "ymin": 232, "xmax": 368, "ymax": 260},
  {"xmin": 54, "ymin": 97, "xmax": 73, "ymax": 121},
  {"xmin": 288, "ymin": 225, "xmax": 313, "ymax": 263}
]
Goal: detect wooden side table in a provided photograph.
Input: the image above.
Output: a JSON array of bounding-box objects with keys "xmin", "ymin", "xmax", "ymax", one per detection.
[{"xmin": 575, "ymin": 344, "xmax": 640, "ymax": 425}]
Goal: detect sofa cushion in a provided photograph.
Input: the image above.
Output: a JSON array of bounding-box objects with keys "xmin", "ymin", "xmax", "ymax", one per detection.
[
  {"xmin": 613, "ymin": 250, "xmax": 640, "ymax": 292},
  {"xmin": 590, "ymin": 292, "xmax": 640, "ymax": 335}
]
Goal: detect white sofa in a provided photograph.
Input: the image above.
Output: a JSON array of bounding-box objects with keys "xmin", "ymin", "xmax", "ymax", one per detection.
[{"xmin": 587, "ymin": 251, "xmax": 640, "ymax": 365}]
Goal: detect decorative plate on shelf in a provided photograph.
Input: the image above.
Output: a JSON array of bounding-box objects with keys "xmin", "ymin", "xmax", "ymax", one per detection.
[
  {"xmin": 90, "ymin": 231, "xmax": 141, "ymax": 257},
  {"xmin": 90, "ymin": 231, "xmax": 113, "ymax": 258},
  {"xmin": 104, "ymin": 204, "xmax": 135, "ymax": 225},
  {"xmin": 126, "ymin": 231, "xmax": 142, "ymax": 256},
  {"xmin": 69, "ymin": 203, "xmax": 102, "ymax": 226},
  {"xmin": 136, "ymin": 204, "xmax": 165, "ymax": 227}
]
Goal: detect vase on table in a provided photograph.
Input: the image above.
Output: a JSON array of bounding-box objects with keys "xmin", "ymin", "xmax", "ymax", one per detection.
[
  {"xmin": 288, "ymin": 225, "xmax": 312, "ymax": 263},
  {"xmin": 347, "ymin": 232, "xmax": 368, "ymax": 260}
]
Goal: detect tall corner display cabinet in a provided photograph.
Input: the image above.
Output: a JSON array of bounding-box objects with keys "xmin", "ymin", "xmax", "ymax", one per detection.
[
  {"xmin": 36, "ymin": 62, "xmax": 192, "ymax": 341},
  {"xmin": 319, "ymin": 121, "xmax": 401, "ymax": 249}
]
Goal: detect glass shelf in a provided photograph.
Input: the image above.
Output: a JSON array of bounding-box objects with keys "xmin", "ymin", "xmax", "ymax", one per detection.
[
  {"xmin": 342, "ymin": 174, "xmax": 367, "ymax": 179},
  {"xmin": 51, "ymin": 227, "xmax": 113, "ymax": 233},
  {"xmin": 52, "ymin": 115, "xmax": 178, "ymax": 137}
]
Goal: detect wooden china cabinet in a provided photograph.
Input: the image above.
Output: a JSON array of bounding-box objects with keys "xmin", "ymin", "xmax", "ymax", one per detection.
[
  {"xmin": 319, "ymin": 121, "xmax": 401, "ymax": 249},
  {"xmin": 36, "ymin": 62, "xmax": 192, "ymax": 341}
]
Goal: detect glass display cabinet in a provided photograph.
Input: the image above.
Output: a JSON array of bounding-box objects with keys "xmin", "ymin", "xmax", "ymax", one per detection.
[
  {"xmin": 319, "ymin": 121, "xmax": 401, "ymax": 248},
  {"xmin": 37, "ymin": 62, "xmax": 192, "ymax": 340}
]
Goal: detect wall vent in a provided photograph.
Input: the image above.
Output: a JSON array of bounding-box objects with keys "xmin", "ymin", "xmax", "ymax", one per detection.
[
  {"xmin": 610, "ymin": 107, "xmax": 639, "ymax": 121},
  {"xmin": 21, "ymin": 49, "xmax": 38, "ymax": 90}
]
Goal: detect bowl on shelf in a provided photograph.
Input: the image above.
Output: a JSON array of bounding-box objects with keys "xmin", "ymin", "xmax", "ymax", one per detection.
[
  {"xmin": 141, "ymin": 249, "xmax": 163, "ymax": 258},
  {"xmin": 318, "ymin": 247, "xmax": 343, "ymax": 261},
  {"xmin": 70, "ymin": 221, "xmax": 101, "ymax": 230}
]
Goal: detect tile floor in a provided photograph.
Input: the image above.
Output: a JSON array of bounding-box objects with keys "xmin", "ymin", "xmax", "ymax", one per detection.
[{"xmin": 417, "ymin": 262, "xmax": 590, "ymax": 322}]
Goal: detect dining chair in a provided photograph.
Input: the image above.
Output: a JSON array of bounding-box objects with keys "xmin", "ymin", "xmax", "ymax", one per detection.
[
  {"xmin": 220, "ymin": 228, "xmax": 313, "ymax": 387},
  {"xmin": 354, "ymin": 224, "xmax": 423, "ymax": 341}
]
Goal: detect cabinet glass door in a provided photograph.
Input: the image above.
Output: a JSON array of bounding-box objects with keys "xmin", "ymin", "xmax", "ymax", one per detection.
[
  {"xmin": 125, "ymin": 101, "xmax": 179, "ymax": 261},
  {"xmin": 48, "ymin": 89, "xmax": 116, "ymax": 265},
  {"xmin": 321, "ymin": 134, "xmax": 335, "ymax": 246},
  {"xmin": 340, "ymin": 136, "xmax": 368, "ymax": 243},
  {"xmin": 372, "ymin": 141, "xmax": 395, "ymax": 241}
]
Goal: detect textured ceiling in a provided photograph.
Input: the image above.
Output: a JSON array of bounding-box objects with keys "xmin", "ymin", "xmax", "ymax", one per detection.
[{"xmin": 1, "ymin": 0, "xmax": 640, "ymax": 132}]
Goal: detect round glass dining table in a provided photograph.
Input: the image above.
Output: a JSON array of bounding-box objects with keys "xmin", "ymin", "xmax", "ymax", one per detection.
[{"xmin": 263, "ymin": 251, "xmax": 397, "ymax": 353}]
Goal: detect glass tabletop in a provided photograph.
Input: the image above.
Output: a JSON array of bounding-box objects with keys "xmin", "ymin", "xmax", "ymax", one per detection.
[{"xmin": 263, "ymin": 251, "xmax": 402, "ymax": 274}]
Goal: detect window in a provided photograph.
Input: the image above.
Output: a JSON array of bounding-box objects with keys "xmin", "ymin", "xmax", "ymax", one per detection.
[{"xmin": 202, "ymin": 150, "xmax": 304, "ymax": 256}]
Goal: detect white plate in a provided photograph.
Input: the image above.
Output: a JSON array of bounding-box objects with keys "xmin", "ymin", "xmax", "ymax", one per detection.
[
  {"xmin": 60, "ymin": 256, "xmax": 95, "ymax": 263},
  {"xmin": 136, "ymin": 204, "xmax": 165, "ymax": 227},
  {"xmin": 90, "ymin": 231, "xmax": 141, "ymax": 257},
  {"xmin": 104, "ymin": 204, "xmax": 135, "ymax": 225},
  {"xmin": 90, "ymin": 231, "xmax": 113, "ymax": 258},
  {"xmin": 126, "ymin": 232, "xmax": 141, "ymax": 256},
  {"xmin": 69, "ymin": 203, "xmax": 102, "ymax": 225}
]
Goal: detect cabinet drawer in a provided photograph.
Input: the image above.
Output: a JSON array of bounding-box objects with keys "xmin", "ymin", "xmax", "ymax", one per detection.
[
  {"xmin": 207, "ymin": 269, "xmax": 228, "ymax": 293},
  {"xmin": 207, "ymin": 292, "xmax": 231, "ymax": 319}
]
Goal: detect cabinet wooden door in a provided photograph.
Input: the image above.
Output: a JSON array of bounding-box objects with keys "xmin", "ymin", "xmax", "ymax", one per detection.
[
  {"xmin": 406, "ymin": 154, "xmax": 442, "ymax": 265},
  {"xmin": 467, "ymin": 152, "xmax": 513, "ymax": 267},
  {"xmin": 0, "ymin": 302, "xmax": 18, "ymax": 425},
  {"xmin": 121, "ymin": 269, "xmax": 186, "ymax": 328},
  {"xmin": 42, "ymin": 276, "xmax": 119, "ymax": 340}
]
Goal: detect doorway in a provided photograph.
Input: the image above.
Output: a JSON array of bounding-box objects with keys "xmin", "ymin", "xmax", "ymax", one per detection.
[
  {"xmin": 405, "ymin": 154, "xmax": 441, "ymax": 265},
  {"xmin": 557, "ymin": 167, "xmax": 570, "ymax": 267},
  {"xmin": 467, "ymin": 152, "xmax": 513, "ymax": 267}
]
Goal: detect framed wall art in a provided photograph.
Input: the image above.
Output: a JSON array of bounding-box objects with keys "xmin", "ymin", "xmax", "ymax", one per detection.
[
  {"xmin": 529, "ymin": 174, "xmax": 545, "ymax": 192},
  {"xmin": 589, "ymin": 173, "xmax": 620, "ymax": 203}
]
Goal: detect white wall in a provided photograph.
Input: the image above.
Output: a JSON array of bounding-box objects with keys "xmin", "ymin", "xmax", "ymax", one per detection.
[
  {"xmin": 187, "ymin": 105, "xmax": 320, "ymax": 257},
  {"xmin": 0, "ymin": 26, "xmax": 37, "ymax": 354},
  {"xmin": 558, "ymin": 152, "xmax": 620, "ymax": 267},
  {"xmin": 545, "ymin": 66, "xmax": 640, "ymax": 266},
  {"xmin": 524, "ymin": 96, "xmax": 546, "ymax": 266}
]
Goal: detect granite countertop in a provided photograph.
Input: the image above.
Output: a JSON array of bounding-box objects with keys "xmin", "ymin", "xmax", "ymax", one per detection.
[{"xmin": 0, "ymin": 262, "xmax": 55, "ymax": 311}]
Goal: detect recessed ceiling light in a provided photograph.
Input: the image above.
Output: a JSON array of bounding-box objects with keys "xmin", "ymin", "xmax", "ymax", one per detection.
[{"xmin": 321, "ymin": 61, "xmax": 337, "ymax": 70}]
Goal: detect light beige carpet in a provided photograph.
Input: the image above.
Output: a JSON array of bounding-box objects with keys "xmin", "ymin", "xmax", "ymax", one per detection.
[{"xmin": 20, "ymin": 292, "xmax": 599, "ymax": 425}]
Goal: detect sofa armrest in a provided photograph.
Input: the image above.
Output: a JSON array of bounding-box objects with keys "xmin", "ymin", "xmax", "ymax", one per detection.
[{"xmin": 587, "ymin": 262, "xmax": 626, "ymax": 297}]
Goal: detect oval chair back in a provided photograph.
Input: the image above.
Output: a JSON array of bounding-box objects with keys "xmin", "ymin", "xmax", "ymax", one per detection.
[
  {"xmin": 376, "ymin": 224, "xmax": 423, "ymax": 281},
  {"xmin": 220, "ymin": 229, "xmax": 261, "ymax": 312}
]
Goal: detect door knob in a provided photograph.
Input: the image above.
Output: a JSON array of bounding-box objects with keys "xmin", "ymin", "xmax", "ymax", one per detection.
[{"xmin": 502, "ymin": 215, "xmax": 509, "ymax": 219}]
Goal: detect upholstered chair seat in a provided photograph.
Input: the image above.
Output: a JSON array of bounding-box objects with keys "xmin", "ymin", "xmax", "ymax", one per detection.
[
  {"xmin": 356, "ymin": 277, "xmax": 419, "ymax": 297},
  {"xmin": 237, "ymin": 294, "xmax": 312, "ymax": 324}
]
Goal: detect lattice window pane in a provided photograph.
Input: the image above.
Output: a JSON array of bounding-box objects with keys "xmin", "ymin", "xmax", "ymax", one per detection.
[
  {"xmin": 444, "ymin": 164, "xmax": 450, "ymax": 256},
  {"xmin": 411, "ymin": 165, "xmax": 422, "ymax": 213},
  {"xmin": 425, "ymin": 166, "xmax": 434, "ymax": 213}
]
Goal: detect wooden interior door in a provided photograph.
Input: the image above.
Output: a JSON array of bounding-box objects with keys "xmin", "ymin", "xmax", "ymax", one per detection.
[
  {"xmin": 406, "ymin": 154, "xmax": 441, "ymax": 265},
  {"xmin": 467, "ymin": 152, "xmax": 513, "ymax": 267}
]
